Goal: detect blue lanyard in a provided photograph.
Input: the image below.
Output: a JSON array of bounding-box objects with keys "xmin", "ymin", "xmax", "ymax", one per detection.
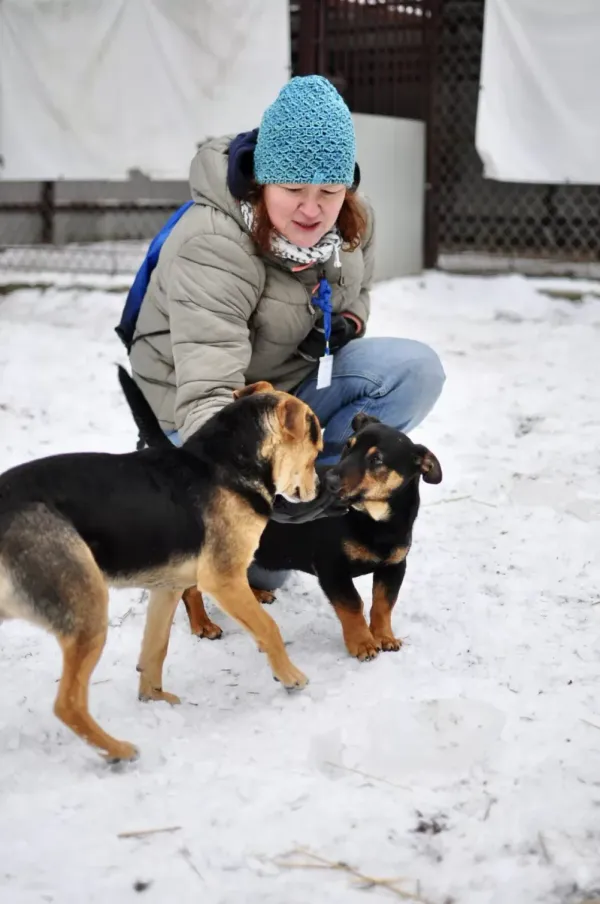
[{"xmin": 311, "ymin": 278, "xmax": 333, "ymax": 355}]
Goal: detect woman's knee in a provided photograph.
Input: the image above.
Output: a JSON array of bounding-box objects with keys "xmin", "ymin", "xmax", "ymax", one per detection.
[
  {"xmin": 356, "ymin": 337, "xmax": 445, "ymax": 432},
  {"xmin": 356, "ymin": 337, "xmax": 445, "ymax": 394},
  {"xmin": 396, "ymin": 338, "xmax": 445, "ymax": 392}
]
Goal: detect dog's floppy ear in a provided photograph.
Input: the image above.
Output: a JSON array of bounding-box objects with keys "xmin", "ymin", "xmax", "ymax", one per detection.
[
  {"xmin": 277, "ymin": 397, "xmax": 310, "ymax": 441},
  {"xmin": 413, "ymin": 444, "xmax": 443, "ymax": 484},
  {"xmin": 351, "ymin": 412, "xmax": 381, "ymax": 433},
  {"xmin": 233, "ymin": 381, "xmax": 274, "ymax": 400}
]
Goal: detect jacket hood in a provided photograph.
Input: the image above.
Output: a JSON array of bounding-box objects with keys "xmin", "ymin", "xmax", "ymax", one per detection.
[{"xmin": 188, "ymin": 135, "xmax": 247, "ymax": 231}]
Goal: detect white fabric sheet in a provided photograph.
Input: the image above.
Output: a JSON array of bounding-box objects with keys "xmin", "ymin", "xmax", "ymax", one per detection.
[
  {"xmin": 0, "ymin": 0, "xmax": 290, "ymax": 180},
  {"xmin": 475, "ymin": 0, "xmax": 600, "ymax": 184}
]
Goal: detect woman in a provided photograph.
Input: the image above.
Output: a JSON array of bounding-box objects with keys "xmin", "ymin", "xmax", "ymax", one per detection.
[{"xmin": 124, "ymin": 75, "xmax": 445, "ymax": 545}]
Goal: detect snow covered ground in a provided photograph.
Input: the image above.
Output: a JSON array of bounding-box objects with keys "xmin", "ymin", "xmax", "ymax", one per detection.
[{"xmin": 0, "ymin": 270, "xmax": 599, "ymax": 904}]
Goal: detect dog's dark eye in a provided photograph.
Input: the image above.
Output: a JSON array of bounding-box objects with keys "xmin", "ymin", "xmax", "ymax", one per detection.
[{"xmin": 369, "ymin": 450, "xmax": 384, "ymax": 468}]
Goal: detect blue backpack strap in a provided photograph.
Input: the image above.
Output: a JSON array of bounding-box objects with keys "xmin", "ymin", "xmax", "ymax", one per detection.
[
  {"xmin": 115, "ymin": 199, "xmax": 194, "ymax": 351},
  {"xmin": 311, "ymin": 278, "xmax": 333, "ymax": 355}
]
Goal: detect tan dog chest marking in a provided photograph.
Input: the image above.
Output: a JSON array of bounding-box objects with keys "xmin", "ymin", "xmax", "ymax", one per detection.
[
  {"xmin": 201, "ymin": 486, "xmax": 268, "ymax": 573},
  {"xmin": 356, "ymin": 499, "xmax": 391, "ymax": 521},
  {"xmin": 386, "ymin": 546, "xmax": 409, "ymax": 565},
  {"xmin": 343, "ymin": 539, "xmax": 381, "ymax": 563},
  {"xmin": 343, "ymin": 540, "xmax": 409, "ymax": 567}
]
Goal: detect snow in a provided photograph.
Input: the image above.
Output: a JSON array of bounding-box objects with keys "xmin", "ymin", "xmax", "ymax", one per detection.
[{"xmin": 1, "ymin": 271, "xmax": 599, "ymax": 904}]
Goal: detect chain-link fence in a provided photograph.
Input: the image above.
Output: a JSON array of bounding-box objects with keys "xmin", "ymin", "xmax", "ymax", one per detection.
[
  {"xmin": 427, "ymin": 0, "xmax": 600, "ymax": 270},
  {"xmin": 0, "ymin": 179, "xmax": 188, "ymax": 274}
]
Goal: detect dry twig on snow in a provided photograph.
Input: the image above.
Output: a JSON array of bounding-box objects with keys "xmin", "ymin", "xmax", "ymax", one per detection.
[
  {"xmin": 324, "ymin": 760, "xmax": 411, "ymax": 790},
  {"xmin": 271, "ymin": 847, "xmax": 435, "ymax": 903},
  {"xmin": 118, "ymin": 825, "xmax": 181, "ymax": 840}
]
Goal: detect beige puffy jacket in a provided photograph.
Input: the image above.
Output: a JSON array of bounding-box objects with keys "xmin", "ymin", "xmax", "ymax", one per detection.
[{"xmin": 129, "ymin": 135, "xmax": 375, "ymax": 442}]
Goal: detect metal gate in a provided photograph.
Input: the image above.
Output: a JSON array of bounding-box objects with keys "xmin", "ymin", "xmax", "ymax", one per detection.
[
  {"xmin": 427, "ymin": 0, "xmax": 600, "ymax": 268},
  {"xmin": 292, "ymin": 0, "xmax": 600, "ymax": 270},
  {"xmin": 291, "ymin": 0, "xmax": 437, "ymax": 122}
]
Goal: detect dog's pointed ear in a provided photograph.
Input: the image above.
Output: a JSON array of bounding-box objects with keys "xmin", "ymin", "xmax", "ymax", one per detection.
[
  {"xmin": 351, "ymin": 412, "xmax": 381, "ymax": 433},
  {"xmin": 413, "ymin": 445, "xmax": 443, "ymax": 484},
  {"xmin": 233, "ymin": 381, "xmax": 274, "ymax": 400},
  {"xmin": 277, "ymin": 397, "xmax": 310, "ymax": 442}
]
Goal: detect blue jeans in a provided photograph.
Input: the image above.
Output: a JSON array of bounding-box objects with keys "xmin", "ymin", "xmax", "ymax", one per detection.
[{"xmin": 166, "ymin": 337, "xmax": 445, "ymax": 589}]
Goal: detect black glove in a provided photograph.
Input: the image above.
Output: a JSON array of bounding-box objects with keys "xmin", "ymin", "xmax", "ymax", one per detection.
[
  {"xmin": 270, "ymin": 485, "xmax": 349, "ymax": 524},
  {"xmin": 297, "ymin": 313, "xmax": 360, "ymax": 362}
]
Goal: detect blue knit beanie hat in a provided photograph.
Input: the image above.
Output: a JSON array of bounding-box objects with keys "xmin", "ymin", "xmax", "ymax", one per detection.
[{"xmin": 254, "ymin": 76, "xmax": 356, "ymax": 187}]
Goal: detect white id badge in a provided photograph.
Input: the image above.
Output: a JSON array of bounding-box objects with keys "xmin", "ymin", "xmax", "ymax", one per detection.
[{"xmin": 316, "ymin": 354, "xmax": 333, "ymax": 389}]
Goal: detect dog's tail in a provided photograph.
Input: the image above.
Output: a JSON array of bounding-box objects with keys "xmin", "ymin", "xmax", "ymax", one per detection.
[{"xmin": 117, "ymin": 365, "xmax": 171, "ymax": 450}]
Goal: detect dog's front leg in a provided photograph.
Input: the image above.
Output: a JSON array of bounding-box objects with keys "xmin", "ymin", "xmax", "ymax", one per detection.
[
  {"xmin": 319, "ymin": 570, "xmax": 380, "ymax": 661},
  {"xmin": 137, "ymin": 588, "xmax": 183, "ymax": 704},
  {"xmin": 199, "ymin": 571, "xmax": 308, "ymax": 689},
  {"xmin": 370, "ymin": 562, "xmax": 406, "ymax": 652}
]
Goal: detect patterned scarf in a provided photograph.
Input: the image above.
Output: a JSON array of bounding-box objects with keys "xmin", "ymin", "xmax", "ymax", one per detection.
[{"xmin": 240, "ymin": 200, "xmax": 342, "ymax": 268}]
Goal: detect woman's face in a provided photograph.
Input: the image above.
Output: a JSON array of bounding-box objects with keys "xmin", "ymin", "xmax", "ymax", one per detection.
[{"xmin": 263, "ymin": 184, "xmax": 346, "ymax": 247}]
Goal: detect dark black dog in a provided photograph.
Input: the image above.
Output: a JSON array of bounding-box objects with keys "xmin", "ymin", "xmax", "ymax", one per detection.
[
  {"xmin": 250, "ymin": 413, "xmax": 442, "ymax": 659},
  {"xmin": 120, "ymin": 369, "xmax": 443, "ymax": 662}
]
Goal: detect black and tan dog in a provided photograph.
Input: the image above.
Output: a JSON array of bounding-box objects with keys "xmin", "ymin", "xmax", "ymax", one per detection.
[
  {"xmin": 121, "ymin": 375, "xmax": 442, "ymax": 662},
  {"xmin": 0, "ymin": 374, "xmax": 322, "ymax": 761},
  {"xmin": 187, "ymin": 414, "xmax": 442, "ymax": 660}
]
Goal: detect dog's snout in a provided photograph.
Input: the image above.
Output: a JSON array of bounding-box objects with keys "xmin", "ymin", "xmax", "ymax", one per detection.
[{"xmin": 324, "ymin": 471, "xmax": 342, "ymax": 494}]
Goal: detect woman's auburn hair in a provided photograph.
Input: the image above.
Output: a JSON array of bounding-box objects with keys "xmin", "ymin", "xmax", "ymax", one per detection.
[{"xmin": 246, "ymin": 185, "xmax": 369, "ymax": 255}]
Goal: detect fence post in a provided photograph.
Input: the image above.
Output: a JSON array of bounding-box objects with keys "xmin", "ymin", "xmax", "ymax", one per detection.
[
  {"xmin": 40, "ymin": 181, "xmax": 55, "ymax": 244},
  {"xmin": 297, "ymin": 0, "xmax": 318, "ymax": 74},
  {"xmin": 424, "ymin": 0, "xmax": 443, "ymax": 269}
]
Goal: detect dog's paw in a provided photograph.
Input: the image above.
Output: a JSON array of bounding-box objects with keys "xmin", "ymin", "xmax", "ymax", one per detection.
[
  {"xmin": 192, "ymin": 619, "xmax": 223, "ymax": 640},
  {"xmin": 273, "ymin": 663, "xmax": 309, "ymax": 690},
  {"xmin": 373, "ymin": 633, "xmax": 403, "ymax": 653},
  {"xmin": 138, "ymin": 685, "xmax": 181, "ymax": 706},
  {"xmin": 103, "ymin": 741, "xmax": 140, "ymax": 764},
  {"xmin": 346, "ymin": 633, "xmax": 381, "ymax": 662},
  {"xmin": 252, "ymin": 588, "xmax": 277, "ymax": 605}
]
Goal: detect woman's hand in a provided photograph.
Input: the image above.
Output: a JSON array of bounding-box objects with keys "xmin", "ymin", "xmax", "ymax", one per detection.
[{"xmin": 297, "ymin": 312, "xmax": 361, "ymax": 362}]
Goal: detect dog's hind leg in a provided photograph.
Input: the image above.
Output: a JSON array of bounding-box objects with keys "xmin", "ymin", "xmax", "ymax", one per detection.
[
  {"xmin": 0, "ymin": 506, "xmax": 138, "ymax": 761},
  {"xmin": 52, "ymin": 559, "xmax": 139, "ymax": 761},
  {"xmin": 55, "ymin": 628, "xmax": 138, "ymax": 762},
  {"xmin": 181, "ymin": 587, "xmax": 223, "ymax": 639},
  {"xmin": 137, "ymin": 588, "xmax": 182, "ymax": 704}
]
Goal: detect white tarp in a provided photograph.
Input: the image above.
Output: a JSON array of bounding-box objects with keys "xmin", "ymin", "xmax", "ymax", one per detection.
[
  {"xmin": 475, "ymin": 0, "xmax": 600, "ymax": 184},
  {"xmin": 0, "ymin": 0, "xmax": 290, "ymax": 181}
]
